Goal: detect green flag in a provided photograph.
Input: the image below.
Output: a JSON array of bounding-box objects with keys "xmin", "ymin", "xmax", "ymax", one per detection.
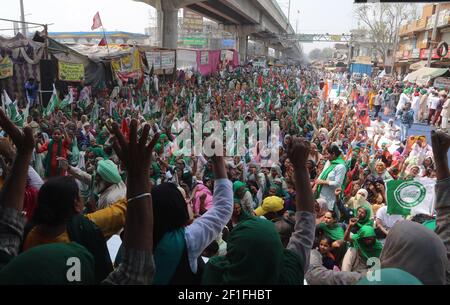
[
  {"xmin": 45, "ymin": 85, "xmax": 59, "ymax": 117},
  {"xmin": 91, "ymin": 100, "xmax": 99, "ymax": 124},
  {"xmin": 2, "ymin": 90, "xmax": 23, "ymax": 126},
  {"xmin": 112, "ymin": 108, "xmax": 121, "ymax": 123},
  {"xmin": 59, "ymin": 91, "xmax": 74, "ymax": 110},
  {"xmin": 386, "ymin": 178, "xmax": 435, "ymax": 216}
]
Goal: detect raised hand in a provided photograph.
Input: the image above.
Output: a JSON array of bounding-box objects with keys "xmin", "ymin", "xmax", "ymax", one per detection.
[
  {"xmin": 111, "ymin": 119, "xmax": 159, "ymax": 179},
  {"xmin": 0, "ymin": 108, "xmax": 34, "ymax": 155},
  {"xmin": 286, "ymin": 136, "xmax": 311, "ymax": 169}
]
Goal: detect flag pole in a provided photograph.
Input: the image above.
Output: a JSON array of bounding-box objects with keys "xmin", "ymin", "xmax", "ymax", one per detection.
[{"xmin": 101, "ymin": 25, "xmax": 111, "ymax": 57}]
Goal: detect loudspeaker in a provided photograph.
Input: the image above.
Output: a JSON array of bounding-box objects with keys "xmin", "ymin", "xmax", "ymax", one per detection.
[{"xmin": 39, "ymin": 59, "xmax": 57, "ymax": 107}]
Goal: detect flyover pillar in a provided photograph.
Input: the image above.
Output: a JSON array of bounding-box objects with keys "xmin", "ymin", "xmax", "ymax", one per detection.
[
  {"xmin": 161, "ymin": 7, "xmax": 179, "ymax": 49},
  {"xmin": 238, "ymin": 35, "xmax": 248, "ymax": 64},
  {"xmin": 263, "ymin": 42, "xmax": 269, "ymax": 57}
]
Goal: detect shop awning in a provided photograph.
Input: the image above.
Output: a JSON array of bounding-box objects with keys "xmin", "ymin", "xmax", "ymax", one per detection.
[
  {"xmin": 409, "ymin": 61, "xmax": 427, "ymax": 71},
  {"xmin": 403, "ymin": 67, "xmax": 449, "ymax": 85}
]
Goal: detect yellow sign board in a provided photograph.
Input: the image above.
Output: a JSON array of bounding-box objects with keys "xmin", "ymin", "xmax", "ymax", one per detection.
[
  {"xmin": 0, "ymin": 56, "xmax": 13, "ymax": 79},
  {"xmin": 58, "ymin": 62, "xmax": 84, "ymax": 82},
  {"xmin": 331, "ymin": 35, "xmax": 342, "ymax": 42}
]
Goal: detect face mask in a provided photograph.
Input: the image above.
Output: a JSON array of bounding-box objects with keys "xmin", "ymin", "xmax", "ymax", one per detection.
[{"xmin": 356, "ymin": 193, "xmax": 366, "ymax": 204}]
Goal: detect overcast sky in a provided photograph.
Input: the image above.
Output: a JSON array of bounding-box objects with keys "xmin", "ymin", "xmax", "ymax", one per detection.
[{"xmin": 1, "ymin": 0, "xmax": 365, "ymax": 54}]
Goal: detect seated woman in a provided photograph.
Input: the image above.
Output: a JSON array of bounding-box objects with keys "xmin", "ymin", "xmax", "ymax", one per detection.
[
  {"xmin": 315, "ymin": 198, "xmax": 328, "ymax": 225},
  {"xmin": 318, "ymin": 236, "xmax": 338, "ymax": 270},
  {"xmin": 22, "ymin": 176, "xmax": 127, "ymax": 283},
  {"xmin": 151, "ymin": 155, "xmax": 233, "ymax": 285},
  {"xmin": 341, "ymin": 224, "xmax": 383, "ymax": 273},
  {"xmin": 233, "ymin": 180, "xmax": 254, "ymax": 215},
  {"xmin": 317, "ymin": 211, "xmax": 345, "ymax": 243},
  {"xmin": 348, "ymin": 206, "xmax": 373, "ymax": 234},
  {"xmin": 375, "ymin": 205, "xmax": 404, "ymax": 240}
]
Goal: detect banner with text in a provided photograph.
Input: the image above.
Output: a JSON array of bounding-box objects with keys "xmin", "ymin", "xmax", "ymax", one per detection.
[
  {"xmin": 0, "ymin": 56, "xmax": 14, "ymax": 79},
  {"xmin": 58, "ymin": 61, "xmax": 84, "ymax": 82}
]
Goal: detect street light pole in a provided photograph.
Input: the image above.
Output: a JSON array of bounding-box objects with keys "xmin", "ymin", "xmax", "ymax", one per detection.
[{"xmin": 427, "ymin": 3, "xmax": 440, "ymax": 68}]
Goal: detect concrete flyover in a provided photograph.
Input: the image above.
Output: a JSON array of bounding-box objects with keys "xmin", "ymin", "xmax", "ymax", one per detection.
[{"xmin": 134, "ymin": 0, "xmax": 303, "ymax": 62}]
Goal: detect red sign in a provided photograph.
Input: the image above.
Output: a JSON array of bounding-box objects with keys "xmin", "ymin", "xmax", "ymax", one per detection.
[{"xmin": 420, "ymin": 48, "xmax": 450, "ymax": 60}]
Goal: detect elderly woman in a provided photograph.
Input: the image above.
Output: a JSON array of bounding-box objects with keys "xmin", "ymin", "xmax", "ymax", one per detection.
[{"xmin": 371, "ymin": 161, "xmax": 393, "ymax": 182}]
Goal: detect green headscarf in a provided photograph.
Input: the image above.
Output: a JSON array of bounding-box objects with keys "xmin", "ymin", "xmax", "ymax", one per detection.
[
  {"xmin": 356, "ymin": 268, "xmax": 422, "ymax": 285},
  {"xmin": 233, "ymin": 181, "xmax": 248, "ymax": 200},
  {"xmin": 354, "ymin": 206, "xmax": 374, "ymax": 228},
  {"xmin": 318, "ymin": 222, "xmax": 345, "ymax": 241},
  {"xmin": 202, "ymin": 209, "xmax": 303, "ymax": 285},
  {"xmin": 0, "ymin": 242, "xmax": 95, "ymax": 285},
  {"xmin": 352, "ymin": 225, "xmax": 382, "ymax": 261}
]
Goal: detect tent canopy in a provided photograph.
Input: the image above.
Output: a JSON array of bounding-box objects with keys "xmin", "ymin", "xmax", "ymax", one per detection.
[{"xmin": 403, "ymin": 67, "xmax": 449, "ymax": 85}]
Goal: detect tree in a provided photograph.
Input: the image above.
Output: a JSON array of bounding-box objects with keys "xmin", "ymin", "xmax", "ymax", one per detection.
[
  {"xmin": 309, "ymin": 48, "xmax": 322, "ymax": 60},
  {"xmin": 308, "ymin": 48, "xmax": 335, "ymax": 61},
  {"xmin": 354, "ymin": 3, "xmax": 417, "ymax": 67}
]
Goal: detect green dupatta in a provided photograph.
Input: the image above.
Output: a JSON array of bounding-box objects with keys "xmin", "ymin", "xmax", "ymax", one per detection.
[
  {"xmin": 352, "ymin": 226, "xmax": 382, "ymax": 261},
  {"xmin": 318, "ymin": 222, "xmax": 345, "ymax": 241},
  {"xmin": 315, "ymin": 156, "xmax": 346, "ymax": 198},
  {"xmin": 153, "ymin": 228, "xmax": 186, "ymax": 285}
]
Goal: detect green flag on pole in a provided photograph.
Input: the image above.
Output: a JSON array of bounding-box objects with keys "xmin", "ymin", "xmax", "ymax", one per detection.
[
  {"xmin": 2, "ymin": 90, "xmax": 24, "ymax": 126},
  {"xmin": 59, "ymin": 91, "xmax": 74, "ymax": 110},
  {"xmin": 45, "ymin": 85, "xmax": 59, "ymax": 117}
]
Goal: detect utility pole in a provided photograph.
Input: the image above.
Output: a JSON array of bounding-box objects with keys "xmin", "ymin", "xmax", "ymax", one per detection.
[
  {"xmin": 19, "ymin": 0, "xmax": 27, "ymax": 36},
  {"xmin": 427, "ymin": 3, "xmax": 440, "ymax": 67}
]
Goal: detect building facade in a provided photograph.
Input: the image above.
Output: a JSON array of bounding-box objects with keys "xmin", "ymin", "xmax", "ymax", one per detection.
[{"xmin": 395, "ymin": 3, "xmax": 450, "ymax": 75}]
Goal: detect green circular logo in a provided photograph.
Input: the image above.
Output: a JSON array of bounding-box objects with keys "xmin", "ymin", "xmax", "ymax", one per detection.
[{"xmin": 394, "ymin": 181, "xmax": 426, "ymax": 209}]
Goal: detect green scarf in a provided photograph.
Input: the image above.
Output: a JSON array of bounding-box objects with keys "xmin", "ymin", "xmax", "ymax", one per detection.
[
  {"xmin": 233, "ymin": 181, "xmax": 248, "ymax": 200},
  {"xmin": 318, "ymin": 222, "xmax": 345, "ymax": 241},
  {"xmin": 315, "ymin": 156, "xmax": 346, "ymax": 198},
  {"xmin": 202, "ymin": 209, "xmax": 303, "ymax": 285},
  {"xmin": 352, "ymin": 226, "xmax": 382, "ymax": 261},
  {"xmin": 355, "ymin": 206, "xmax": 374, "ymax": 228},
  {"xmin": 44, "ymin": 140, "xmax": 63, "ymax": 178},
  {"xmin": 66, "ymin": 214, "xmax": 113, "ymax": 283},
  {"xmin": 0, "ymin": 242, "xmax": 95, "ymax": 285},
  {"xmin": 151, "ymin": 161, "xmax": 161, "ymax": 181},
  {"xmin": 153, "ymin": 228, "xmax": 186, "ymax": 285}
]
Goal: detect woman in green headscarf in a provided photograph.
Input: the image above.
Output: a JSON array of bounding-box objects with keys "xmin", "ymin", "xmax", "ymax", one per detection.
[
  {"xmin": 349, "ymin": 206, "xmax": 373, "ymax": 234},
  {"xmin": 233, "ymin": 181, "xmax": 254, "ymax": 215},
  {"xmin": 202, "ymin": 207, "xmax": 304, "ymax": 285},
  {"xmin": 318, "ymin": 211, "xmax": 345, "ymax": 242},
  {"xmin": 341, "ymin": 225, "xmax": 382, "ymax": 273}
]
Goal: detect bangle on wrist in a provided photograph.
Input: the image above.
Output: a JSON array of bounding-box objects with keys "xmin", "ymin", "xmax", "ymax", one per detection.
[{"xmin": 128, "ymin": 193, "xmax": 151, "ymax": 203}]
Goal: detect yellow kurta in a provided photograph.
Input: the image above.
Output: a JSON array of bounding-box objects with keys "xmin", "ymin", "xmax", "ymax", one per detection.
[{"xmin": 23, "ymin": 199, "xmax": 127, "ymax": 251}]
